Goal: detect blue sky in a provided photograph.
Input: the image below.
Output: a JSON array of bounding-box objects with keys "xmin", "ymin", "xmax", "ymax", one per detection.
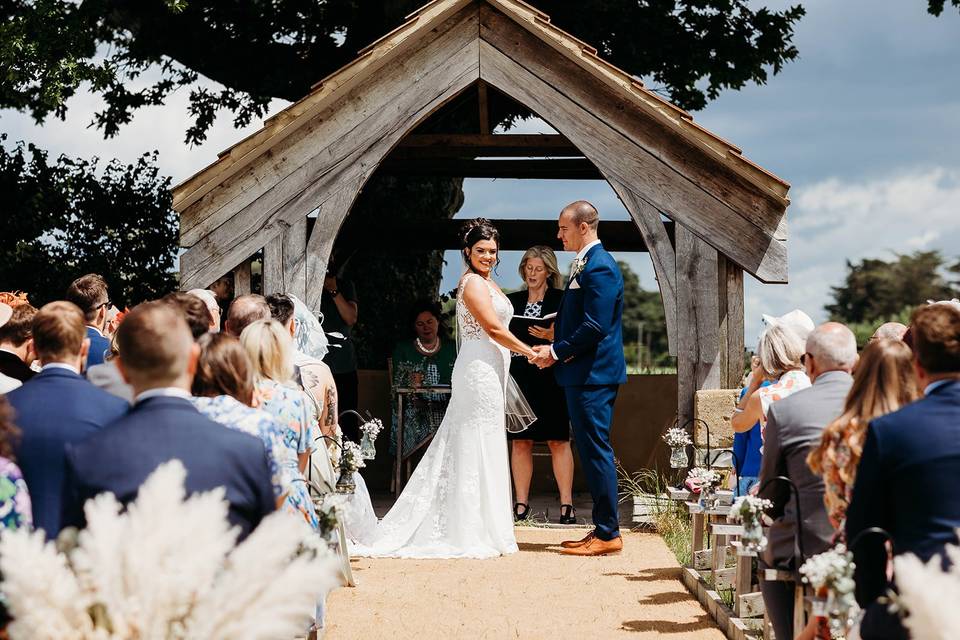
[{"xmin": 2, "ymin": 0, "xmax": 959, "ymax": 345}]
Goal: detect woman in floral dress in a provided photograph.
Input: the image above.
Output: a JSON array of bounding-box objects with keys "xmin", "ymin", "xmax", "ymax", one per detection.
[
  {"xmin": 0, "ymin": 397, "xmax": 30, "ymax": 531},
  {"xmin": 191, "ymin": 333, "xmax": 319, "ymax": 530}
]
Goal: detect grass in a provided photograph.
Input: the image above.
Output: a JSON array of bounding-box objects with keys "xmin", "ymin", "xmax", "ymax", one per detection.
[{"xmin": 618, "ymin": 465, "xmax": 692, "ymax": 567}]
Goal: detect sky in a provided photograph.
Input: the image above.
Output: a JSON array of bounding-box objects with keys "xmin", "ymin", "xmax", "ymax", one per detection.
[{"xmin": 2, "ymin": 0, "xmax": 959, "ymax": 345}]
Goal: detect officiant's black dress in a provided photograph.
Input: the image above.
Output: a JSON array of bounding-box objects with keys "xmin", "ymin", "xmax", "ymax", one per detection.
[{"xmin": 507, "ymin": 288, "xmax": 570, "ymax": 442}]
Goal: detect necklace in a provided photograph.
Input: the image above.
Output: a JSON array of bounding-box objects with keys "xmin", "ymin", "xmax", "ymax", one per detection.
[{"xmin": 416, "ymin": 337, "xmax": 440, "ymax": 355}]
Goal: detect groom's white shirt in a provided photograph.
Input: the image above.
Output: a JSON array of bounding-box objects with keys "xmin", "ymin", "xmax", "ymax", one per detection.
[{"xmin": 550, "ymin": 239, "xmax": 603, "ymax": 360}]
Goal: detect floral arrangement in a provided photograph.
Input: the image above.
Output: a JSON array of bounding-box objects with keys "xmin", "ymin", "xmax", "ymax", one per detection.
[
  {"xmin": 728, "ymin": 496, "xmax": 772, "ymax": 525},
  {"xmin": 360, "ymin": 417, "xmax": 384, "ymax": 440},
  {"xmin": 0, "ymin": 291, "xmax": 30, "ymax": 308},
  {"xmin": 340, "ymin": 440, "xmax": 365, "ymax": 472},
  {"xmin": 892, "ymin": 530, "xmax": 960, "ymax": 640},
  {"xmin": 662, "ymin": 427, "xmax": 692, "ymax": 448},
  {"xmin": 315, "ymin": 493, "xmax": 351, "ymax": 538},
  {"xmin": 0, "ymin": 460, "xmax": 340, "ymax": 639},
  {"xmin": 799, "ymin": 545, "xmax": 856, "ymax": 593},
  {"xmin": 685, "ymin": 467, "xmax": 721, "ymax": 493}
]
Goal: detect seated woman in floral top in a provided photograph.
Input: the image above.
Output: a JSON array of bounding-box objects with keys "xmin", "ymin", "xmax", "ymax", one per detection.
[
  {"xmin": 0, "ymin": 397, "xmax": 31, "ymax": 531},
  {"xmin": 807, "ymin": 339, "xmax": 918, "ymax": 535},
  {"xmin": 192, "ymin": 332, "xmax": 319, "ymax": 530},
  {"xmin": 240, "ymin": 320, "xmax": 320, "ymax": 476}
]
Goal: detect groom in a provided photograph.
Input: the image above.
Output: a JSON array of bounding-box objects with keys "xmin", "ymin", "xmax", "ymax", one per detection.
[{"xmin": 531, "ymin": 201, "xmax": 627, "ymax": 556}]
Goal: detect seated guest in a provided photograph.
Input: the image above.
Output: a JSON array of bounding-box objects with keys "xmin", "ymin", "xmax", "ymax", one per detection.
[
  {"xmin": 390, "ymin": 300, "xmax": 456, "ymax": 458},
  {"xmin": 0, "ymin": 303, "xmax": 22, "ymax": 394},
  {"xmin": 0, "ymin": 303, "xmax": 37, "ymax": 383},
  {"xmin": 808, "ymin": 339, "xmax": 918, "ymax": 536},
  {"xmin": 869, "ymin": 321, "xmax": 907, "ymax": 343},
  {"xmin": 162, "ymin": 291, "xmax": 214, "ymax": 340},
  {"xmin": 224, "ymin": 293, "xmax": 271, "ymax": 337},
  {"xmin": 86, "ymin": 331, "xmax": 134, "ymax": 404},
  {"xmin": 847, "ymin": 304, "xmax": 960, "ymax": 640},
  {"xmin": 731, "ymin": 323, "xmax": 811, "ymax": 440},
  {"xmin": 187, "ymin": 289, "xmax": 222, "ymax": 333},
  {"xmin": 7, "ymin": 302, "xmax": 128, "ymax": 538},
  {"xmin": 0, "ymin": 396, "xmax": 32, "ymax": 531},
  {"xmin": 240, "ymin": 319, "xmax": 318, "ymax": 474},
  {"xmin": 65, "ymin": 273, "xmax": 113, "ymax": 368},
  {"xmin": 267, "ymin": 293, "xmax": 339, "ymax": 442},
  {"xmin": 191, "ymin": 333, "xmax": 319, "ymax": 530},
  {"xmin": 62, "ymin": 302, "xmax": 275, "ymax": 540},
  {"xmin": 758, "ymin": 322, "xmax": 857, "ymax": 640}
]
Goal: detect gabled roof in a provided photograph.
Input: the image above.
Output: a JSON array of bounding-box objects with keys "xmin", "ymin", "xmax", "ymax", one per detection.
[{"xmin": 172, "ymin": 0, "xmax": 789, "ymax": 214}]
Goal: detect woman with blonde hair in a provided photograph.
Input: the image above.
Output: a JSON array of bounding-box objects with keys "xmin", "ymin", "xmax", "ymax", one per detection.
[
  {"xmin": 506, "ymin": 245, "xmax": 575, "ymax": 523},
  {"xmin": 240, "ymin": 319, "xmax": 317, "ymax": 474},
  {"xmin": 807, "ymin": 338, "xmax": 919, "ymax": 534}
]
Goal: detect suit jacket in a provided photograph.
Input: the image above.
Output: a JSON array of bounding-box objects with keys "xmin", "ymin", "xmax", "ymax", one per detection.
[
  {"xmin": 553, "ymin": 244, "xmax": 627, "ymax": 387},
  {"xmin": 63, "ymin": 396, "xmax": 276, "ymax": 540},
  {"xmin": 0, "ymin": 350, "xmax": 34, "ymax": 383},
  {"xmin": 846, "ymin": 380, "xmax": 960, "ymax": 610},
  {"xmin": 85, "ymin": 326, "xmax": 111, "ymax": 368},
  {"xmin": 86, "ymin": 360, "xmax": 134, "ymax": 404},
  {"xmin": 759, "ymin": 370, "xmax": 851, "ymax": 567},
  {"xmin": 7, "ymin": 367, "xmax": 128, "ymax": 538}
]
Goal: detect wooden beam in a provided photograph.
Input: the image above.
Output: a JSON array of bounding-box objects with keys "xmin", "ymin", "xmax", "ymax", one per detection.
[
  {"xmin": 233, "ymin": 259, "xmax": 252, "ymax": 296},
  {"xmin": 718, "ymin": 255, "xmax": 745, "ymax": 388},
  {"xmin": 304, "ymin": 178, "xmax": 364, "ymax": 312},
  {"xmin": 607, "ymin": 178, "xmax": 678, "ymax": 356},
  {"xmin": 262, "ymin": 234, "xmax": 284, "ymax": 295},
  {"xmin": 477, "ymin": 80, "xmax": 490, "ymax": 134},
  {"xmin": 378, "ymin": 157, "xmax": 601, "ymax": 179},
  {"xmin": 676, "ymin": 225, "xmax": 721, "ymax": 428},
  {"xmin": 478, "ymin": 7, "xmax": 787, "ymax": 283},
  {"xmin": 283, "ymin": 217, "xmax": 308, "ymax": 300},
  {"xmin": 333, "ymin": 218, "xmax": 664, "ymax": 252},
  {"xmin": 177, "ymin": 7, "xmax": 481, "ymax": 291},
  {"xmin": 392, "ymin": 133, "xmax": 582, "ymax": 157}
]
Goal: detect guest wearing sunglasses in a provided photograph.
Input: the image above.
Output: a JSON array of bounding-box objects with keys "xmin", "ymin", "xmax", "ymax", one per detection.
[{"xmin": 65, "ymin": 273, "xmax": 113, "ymax": 369}]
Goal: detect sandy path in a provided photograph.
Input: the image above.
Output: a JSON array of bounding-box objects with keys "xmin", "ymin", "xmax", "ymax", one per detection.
[{"xmin": 324, "ymin": 528, "xmax": 723, "ymax": 639}]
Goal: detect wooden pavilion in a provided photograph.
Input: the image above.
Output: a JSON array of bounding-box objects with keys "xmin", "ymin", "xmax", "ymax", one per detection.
[{"xmin": 173, "ymin": 0, "xmax": 791, "ymax": 426}]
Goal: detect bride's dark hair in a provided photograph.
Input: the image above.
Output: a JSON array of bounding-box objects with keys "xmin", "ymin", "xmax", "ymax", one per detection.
[{"xmin": 461, "ymin": 218, "xmax": 500, "ymax": 273}]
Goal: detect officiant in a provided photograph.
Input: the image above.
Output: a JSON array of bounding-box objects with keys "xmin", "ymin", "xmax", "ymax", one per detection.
[{"xmin": 507, "ymin": 246, "xmax": 575, "ymax": 525}]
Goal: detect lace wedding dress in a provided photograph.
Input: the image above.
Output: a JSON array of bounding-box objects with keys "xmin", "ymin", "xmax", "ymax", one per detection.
[{"xmin": 348, "ymin": 274, "xmax": 518, "ymax": 558}]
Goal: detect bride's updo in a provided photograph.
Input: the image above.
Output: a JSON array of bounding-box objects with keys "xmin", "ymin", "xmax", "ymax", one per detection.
[{"xmin": 461, "ymin": 218, "xmax": 500, "ymax": 271}]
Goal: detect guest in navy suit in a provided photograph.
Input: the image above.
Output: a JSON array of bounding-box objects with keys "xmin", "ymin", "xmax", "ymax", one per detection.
[
  {"xmin": 65, "ymin": 273, "xmax": 113, "ymax": 368},
  {"xmin": 62, "ymin": 301, "xmax": 275, "ymax": 540},
  {"xmin": 846, "ymin": 303, "xmax": 960, "ymax": 640},
  {"xmin": 7, "ymin": 302, "xmax": 128, "ymax": 538},
  {"xmin": 531, "ymin": 201, "xmax": 627, "ymax": 556}
]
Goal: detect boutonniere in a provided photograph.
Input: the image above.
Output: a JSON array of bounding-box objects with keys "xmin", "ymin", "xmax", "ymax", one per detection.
[{"xmin": 572, "ymin": 256, "xmax": 588, "ymax": 279}]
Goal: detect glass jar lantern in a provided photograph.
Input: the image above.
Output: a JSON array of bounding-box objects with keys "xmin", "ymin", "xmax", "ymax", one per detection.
[
  {"xmin": 360, "ymin": 430, "xmax": 377, "ymax": 460},
  {"xmin": 669, "ymin": 446, "xmax": 689, "ymax": 469}
]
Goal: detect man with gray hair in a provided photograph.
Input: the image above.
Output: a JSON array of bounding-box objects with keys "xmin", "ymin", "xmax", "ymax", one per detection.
[
  {"xmin": 223, "ymin": 294, "xmax": 271, "ymax": 337},
  {"xmin": 757, "ymin": 322, "xmax": 857, "ymax": 639},
  {"xmin": 869, "ymin": 321, "xmax": 907, "ymax": 343}
]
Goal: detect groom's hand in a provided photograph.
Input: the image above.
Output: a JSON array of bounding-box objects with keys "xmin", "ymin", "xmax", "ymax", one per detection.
[{"xmin": 529, "ymin": 345, "xmax": 557, "ymax": 369}]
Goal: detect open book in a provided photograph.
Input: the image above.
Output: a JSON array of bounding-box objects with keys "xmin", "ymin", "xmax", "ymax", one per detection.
[{"xmin": 511, "ymin": 311, "xmax": 557, "ymax": 320}]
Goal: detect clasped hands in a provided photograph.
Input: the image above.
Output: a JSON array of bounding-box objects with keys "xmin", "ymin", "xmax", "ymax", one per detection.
[{"xmin": 527, "ymin": 344, "xmax": 556, "ymax": 369}]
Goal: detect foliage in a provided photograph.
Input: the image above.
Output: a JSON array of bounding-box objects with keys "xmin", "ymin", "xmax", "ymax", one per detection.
[
  {"xmin": 0, "ymin": 139, "xmax": 176, "ymax": 306},
  {"xmin": 620, "ymin": 260, "xmax": 673, "ymax": 369},
  {"xmin": 825, "ymin": 251, "xmax": 959, "ymax": 327},
  {"xmin": 2, "ymin": 1, "xmax": 806, "ymax": 145},
  {"xmin": 0, "ymin": 135, "xmax": 177, "ymax": 307},
  {"xmin": 618, "ymin": 466, "xmax": 691, "ymax": 566},
  {"xmin": 927, "ymin": 0, "xmax": 960, "ymax": 16}
]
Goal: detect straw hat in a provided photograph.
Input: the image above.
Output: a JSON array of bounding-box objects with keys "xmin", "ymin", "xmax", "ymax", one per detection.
[
  {"xmin": 761, "ymin": 309, "xmax": 815, "ymax": 342},
  {"xmin": 0, "ymin": 303, "xmax": 12, "ymax": 329}
]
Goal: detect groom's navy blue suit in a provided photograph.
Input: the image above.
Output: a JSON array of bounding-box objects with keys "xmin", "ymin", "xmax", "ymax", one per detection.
[{"xmin": 553, "ymin": 242, "xmax": 627, "ymax": 541}]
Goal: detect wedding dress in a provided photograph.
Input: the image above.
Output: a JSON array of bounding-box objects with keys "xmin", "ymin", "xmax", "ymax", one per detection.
[{"xmin": 348, "ymin": 273, "xmax": 518, "ymax": 558}]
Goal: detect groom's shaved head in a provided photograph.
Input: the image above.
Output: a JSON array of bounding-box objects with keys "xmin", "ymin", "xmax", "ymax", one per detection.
[{"xmin": 562, "ymin": 200, "xmax": 599, "ymax": 230}]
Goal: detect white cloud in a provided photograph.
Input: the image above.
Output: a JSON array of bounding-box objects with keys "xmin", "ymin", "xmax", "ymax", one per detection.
[{"xmin": 744, "ymin": 166, "xmax": 960, "ymax": 343}]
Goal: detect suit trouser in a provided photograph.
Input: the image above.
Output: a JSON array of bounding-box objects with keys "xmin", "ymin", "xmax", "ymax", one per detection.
[
  {"xmin": 564, "ymin": 384, "xmax": 620, "ymax": 541},
  {"xmin": 759, "ymin": 564, "xmax": 795, "ymax": 640}
]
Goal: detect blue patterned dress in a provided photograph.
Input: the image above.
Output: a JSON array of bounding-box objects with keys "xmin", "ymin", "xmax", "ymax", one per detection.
[
  {"xmin": 0, "ymin": 456, "xmax": 31, "ymax": 530},
  {"xmin": 192, "ymin": 395, "xmax": 319, "ymax": 530}
]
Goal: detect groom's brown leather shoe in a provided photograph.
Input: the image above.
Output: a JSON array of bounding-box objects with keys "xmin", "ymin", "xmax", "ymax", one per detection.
[
  {"xmin": 561, "ymin": 535, "xmax": 623, "ymax": 556},
  {"xmin": 560, "ymin": 530, "xmax": 596, "ymax": 549}
]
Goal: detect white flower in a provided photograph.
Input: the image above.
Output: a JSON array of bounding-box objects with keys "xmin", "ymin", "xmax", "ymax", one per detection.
[
  {"xmin": 893, "ymin": 530, "xmax": 960, "ymax": 640},
  {"xmin": 360, "ymin": 417, "xmax": 383, "ymax": 439},
  {"xmin": 799, "ymin": 545, "xmax": 856, "ymax": 591},
  {"xmin": 686, "ymin": 467, "xmax": 720, "ymax": 487},
  {"xmin": 728, "ymin": 496, "xmax": 773, "ymax": 524},
  {"xmin": 572, "ymin": 256, "xmax": 588, "ymax": 278},
  {"xmin": 662, "ymin": 427, "xmax": 692, "ymax": 448},
  {"xmin": 341, "ymin": 440, "xmax": 365, "ymax": 471}
]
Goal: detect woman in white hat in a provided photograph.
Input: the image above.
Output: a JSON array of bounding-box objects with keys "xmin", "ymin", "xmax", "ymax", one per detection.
[{"xmin": 0, "ymin": 304, "xmax": 21, "ymax": 394}]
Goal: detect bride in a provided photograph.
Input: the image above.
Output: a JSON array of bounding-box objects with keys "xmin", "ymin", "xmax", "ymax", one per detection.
[{"xmin": 349, "ymin": 219, "xmax": 539, "ymax": 558}]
